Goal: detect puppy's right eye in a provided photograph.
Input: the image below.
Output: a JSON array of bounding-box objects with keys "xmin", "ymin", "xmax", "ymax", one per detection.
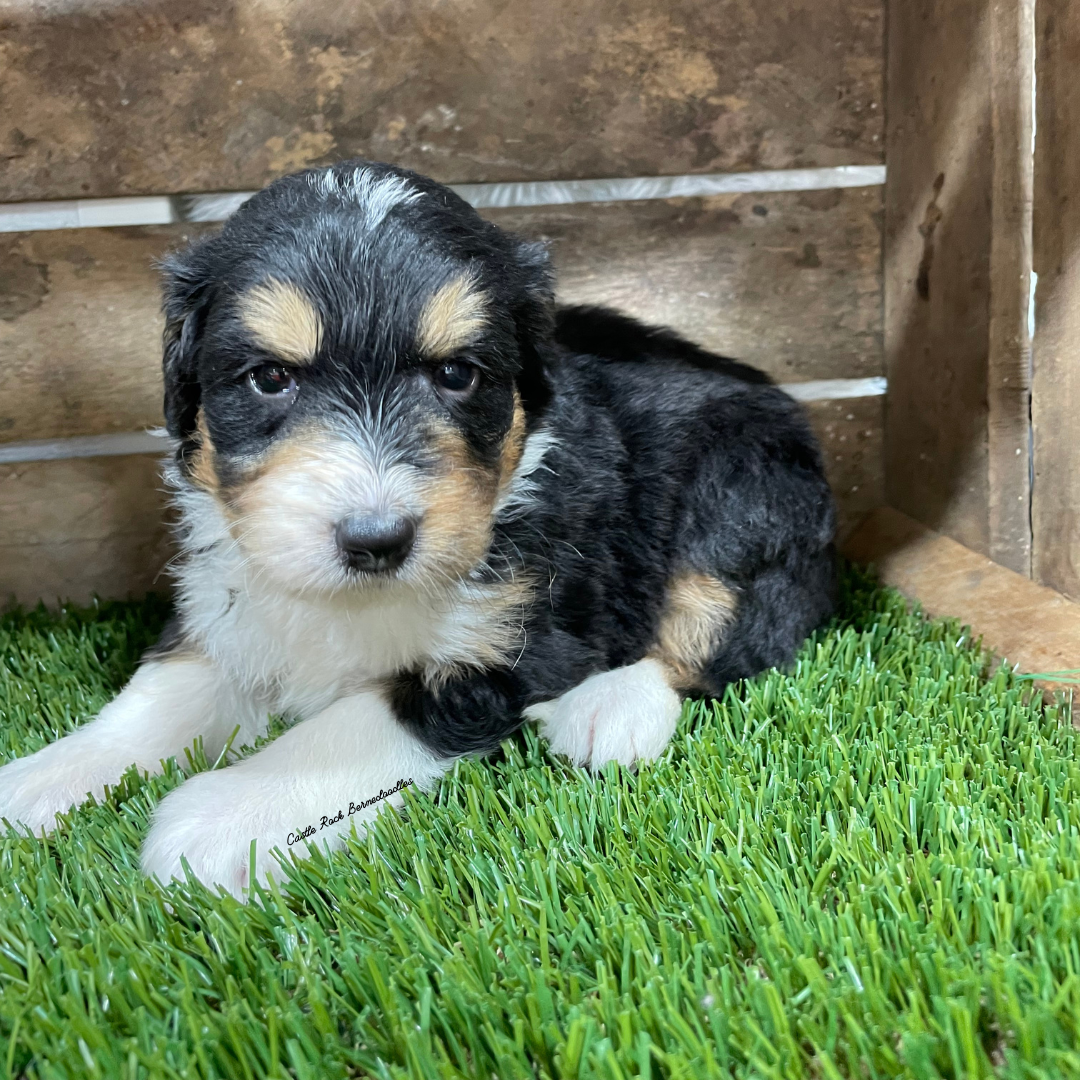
[
  {"xmin": 249, "ymin": 364, "xmax": 298, "ymax": 397},
  {"xmin": 431, "ymin": 360, "xmax": 480, "ymax": 397}
]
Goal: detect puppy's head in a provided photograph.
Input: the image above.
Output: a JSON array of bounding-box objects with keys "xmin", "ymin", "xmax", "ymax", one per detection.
[{"xmin": 161, "ymin": 160, "xmax": 553, "ymax": 595}]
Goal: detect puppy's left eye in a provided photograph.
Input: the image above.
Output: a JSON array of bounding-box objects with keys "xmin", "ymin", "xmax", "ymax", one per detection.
[
  {"xmin": 249, "ymin": 364, "xmax": 298, "ymax": 397},
  {"xmin": 432, "ymin": 360, "xmax": 479, "ymax": 397}
]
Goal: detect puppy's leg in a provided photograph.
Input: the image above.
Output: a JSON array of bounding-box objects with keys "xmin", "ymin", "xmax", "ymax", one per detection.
[
  {"xmin": 526, "ymin": 571, "xmax": 738, "ymax": 769},
  {"xmin": 0, "ymin": 655, "xmax": 266, "ymax": 834},
  {"xmin": 141, "ymin": 691, "xmax": 451, "ymax": 898}
]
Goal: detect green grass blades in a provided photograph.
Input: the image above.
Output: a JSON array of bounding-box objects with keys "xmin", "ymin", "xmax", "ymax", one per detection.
[{"xmin": 1, "ymin": 567, "xmax": 1080, "ymax": 1079}]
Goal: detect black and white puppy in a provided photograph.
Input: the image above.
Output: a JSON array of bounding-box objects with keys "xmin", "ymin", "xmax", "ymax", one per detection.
[{"xmin": 0, "ymin": 161, "xmax": 836, "ymax": 897}]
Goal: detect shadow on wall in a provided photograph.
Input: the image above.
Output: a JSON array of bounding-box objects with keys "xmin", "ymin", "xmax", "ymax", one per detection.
[{"xmin": 885, "ymin": 0, "xmax": 997, "ymax": 558}]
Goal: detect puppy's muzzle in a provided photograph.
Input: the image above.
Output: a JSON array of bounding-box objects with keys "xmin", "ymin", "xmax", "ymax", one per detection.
[{"xmin": 335, "ymin": 513, "xmax": 417, "ymax": 574}]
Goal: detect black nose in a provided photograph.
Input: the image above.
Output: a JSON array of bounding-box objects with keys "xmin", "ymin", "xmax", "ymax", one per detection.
[{"xmin": 335, "ymin": 514, "xmax": 417, "ymax": 573}]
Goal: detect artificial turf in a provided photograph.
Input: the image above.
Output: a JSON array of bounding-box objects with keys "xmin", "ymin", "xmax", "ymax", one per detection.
[{"xmin": 1, "ymin": 566, "xmax": 1079, "ymax": 1079}]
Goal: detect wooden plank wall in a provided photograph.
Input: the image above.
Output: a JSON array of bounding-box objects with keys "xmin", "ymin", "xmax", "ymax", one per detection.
[
  {"xmin": 883, "ymin": 0, "xmax": 1034, "ymax": 574},
  {"xmin": 1032, "ymin": 1, "xmax": 1080, "ymax": 600},
  {"xmin": 0, "ymin": 0, "xmax": 886, "ymax": 605},
  {"xmin": 886, "ymin": 0, "xmax": 1080, "ymax": 604},
  {"xmin": 1, "ymin": 0, "xmax": 883, "ymax": 200}
]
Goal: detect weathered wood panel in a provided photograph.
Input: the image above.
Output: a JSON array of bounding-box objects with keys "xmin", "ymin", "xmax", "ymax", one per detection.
[
  {"xmin": 491, "ymin": 188, "xmax": 884, "ymax": 385},
  {"xmin": 884, "ymin": 0, "xmax": 1033, "ymax": 572},
  {"xmin": 885, "ymin": 0, "xmax": 991, "ymax": 555},
  {"xmin": 987, "ymin": 0, "xmax": 1035, "ymax": 574},
  {"xmin": 845, "ymin": 506, "xmax": 1080, "ymax": 694},
  {"xmin": 0, "ymin": 400, "xmax": 882, "ymax": 606},
  {"xmin": 0, "ymin": 0, "xmax": 884, "ymax": 202},
  {"xmin": 806, "ymin": 395, "xmax": 884, "ymax": 542},
  {"xmin": 0, "ymin": 455, "xmax": 173, "ymax": 607},
  {"xmin": 0, "ymin": 225, "xmax": 211, "ymax": 445},
  {"xmin": 0, "ymin": 189, "xmax": 883, "ymax": 444},
  {"xmin": 1032, "ymin": 0, "xmax": 1080, "ymax": 600}
]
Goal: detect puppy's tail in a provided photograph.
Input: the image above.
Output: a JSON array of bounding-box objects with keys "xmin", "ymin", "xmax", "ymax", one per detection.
[{"xmin": 553, "ymin": 305, "xmax": 772, "ymax": 386}]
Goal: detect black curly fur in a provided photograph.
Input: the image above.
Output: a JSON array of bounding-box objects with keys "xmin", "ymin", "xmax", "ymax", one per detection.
[{"xmin": 159, "ymin": 158, "xmax": 837, "ymax": 758}]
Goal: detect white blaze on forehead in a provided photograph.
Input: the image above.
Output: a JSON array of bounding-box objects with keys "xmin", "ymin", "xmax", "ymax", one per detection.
[
  {"xmin": 238, "ymin": 278, "xmax": 323, "ymax": 365},
  {"xmin": 416, "ymin": 272, "xmax": 488, "ymax": 358},
  {"xmin": 307, "ymin": 166, "xmax": 421, "ymax": 230}
]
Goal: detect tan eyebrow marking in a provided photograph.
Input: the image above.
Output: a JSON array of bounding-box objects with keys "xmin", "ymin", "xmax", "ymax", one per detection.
[
  {"xmin": 416, "ymin": 273, "xmax": 488, "ymax": 358},
  {"xmin": 238, "ymin": 278, "xmax": 323, "ymax": 365}
]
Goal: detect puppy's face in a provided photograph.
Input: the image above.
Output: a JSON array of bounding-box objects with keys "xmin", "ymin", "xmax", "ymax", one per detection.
[{"xmin": 162, "ymin": 162, "xmax": 552, "ymax": 596}]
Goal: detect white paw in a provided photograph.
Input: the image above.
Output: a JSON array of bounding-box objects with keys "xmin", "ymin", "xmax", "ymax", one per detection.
[
  {"xmin": 140, "ymin": 689, "xmax": 452, "ymax": 900},
  {"xmin": 524, "ymin": 658, "xmax": 683, "ymax": 769},
  {"xmin": 142, "ymin": 768, "xmax": 318, "ymax": 898},
  {"xmin": 140, "ymin": 764, "xmax": 394, "ymax": 899},
  {"xmin": 0, "ymin": 737, "xmax": 133, "ymax": 834}
]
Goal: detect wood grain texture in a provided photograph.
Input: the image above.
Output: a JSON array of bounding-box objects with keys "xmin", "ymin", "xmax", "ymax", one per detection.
[
  {"xmin": 0, "ymin": 398, "xmax": 882, "ymax": 605},
  {"xmin": 0, "ymin": 455, "xmax": 173, "ymax": 607},
  {"xmin": 805, "ymin": 395, "xmax": 885, "ymax": 543},
  {"xmin": 0, "ymin": 190, "xmax": 883, "ymax": 443},
  {"xmin": 884, "ymin": 0, "xmax": 993, "ymax": 556},
  {"xmin": 1032, "ymin": 0, "xmax": 1080, "ymax": 600},
  {"xmin": 845, "ymin": 506, "xmax": 1080, "ymax": 693},
  {"xmin": 986, "ymin": 0, "xmax": 1034, "ymax": 575},
  {"xmin": 0, "ymin": 0, "xmax": 883, "ymax": 202},
  {"xmin": 493, "ymin": 188, "xmax": 884, "ymax": 385},
  {"xmin": 0, "ymin": 225, "xmax": 214, "ymax": 445},
  {"xmin": 884, "ymin": 0, "xmax": 1034, "ymax": 572}
]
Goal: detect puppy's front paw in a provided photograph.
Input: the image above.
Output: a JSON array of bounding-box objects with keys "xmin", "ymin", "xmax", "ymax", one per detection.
[
  {"xmin": 525, "ymin": 658, "xmax": 682, "ymax": 770},
  {"xmin": 142, "ymin": 770, "xmax": 295, "ymax": 898},
  {"xmin": 0, "ymin": 739, "xmax": 130, "ymax": 834},
  {"xmin": 141, "ymin": 768, "xmax": 359, "ymax": 899}
]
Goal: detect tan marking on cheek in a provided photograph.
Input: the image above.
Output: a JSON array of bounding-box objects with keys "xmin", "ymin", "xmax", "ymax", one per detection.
[
  {"xmin": 250, "ymin": 429, "xmax": 320, "ymax": 475},
  {"xmin": 187, "ymin": 410, "xmax": 221, "ymax": 496},
  {"xmin": 650, "ymin": 570, "xmax": 739, "ymax": 690},
  {"xmin": 416, "ymin": 273, "xmax": 488, "ymax": 358},
  {"xmin": 498, "ymin": 394, "xmax": 527, "ymax": 491},
  {"xmin": 238, "ymin": 278, "xmax": 323, "ymax": 365},
  {"xmin": 227, "ymin": 428, "xmax": 327, "ymax": 516},
  {"xmin": 419, "ymin": 422, "xmax": 501, "ymax": 576},
  {"xmin": 186, "ymin": 410, "xmax": 285, "ymax": 524}
]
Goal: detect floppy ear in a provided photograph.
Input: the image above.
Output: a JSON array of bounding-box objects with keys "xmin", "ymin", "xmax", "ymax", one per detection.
[
  {"xmin": 159, "ymin": 244, "xmax": 214, "ymax": 442},
  {"xmin": 511, "ymin": 239, "xmax": 556, "ymax": 418}
]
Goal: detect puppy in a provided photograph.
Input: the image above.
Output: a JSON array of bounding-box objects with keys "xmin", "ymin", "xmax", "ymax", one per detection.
[{"xmin": 0, "ymin": 161, "xmax": 836, "ymax": 897}]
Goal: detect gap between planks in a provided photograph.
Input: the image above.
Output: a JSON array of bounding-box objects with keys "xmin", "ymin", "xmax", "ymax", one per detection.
[
  {"xmin": 0, "ymin": 166, "xmax": 887, "ymax": 233},
  {"xmin": 0, "ymin": 379, "xmax": 887, "ymax": 464}
]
